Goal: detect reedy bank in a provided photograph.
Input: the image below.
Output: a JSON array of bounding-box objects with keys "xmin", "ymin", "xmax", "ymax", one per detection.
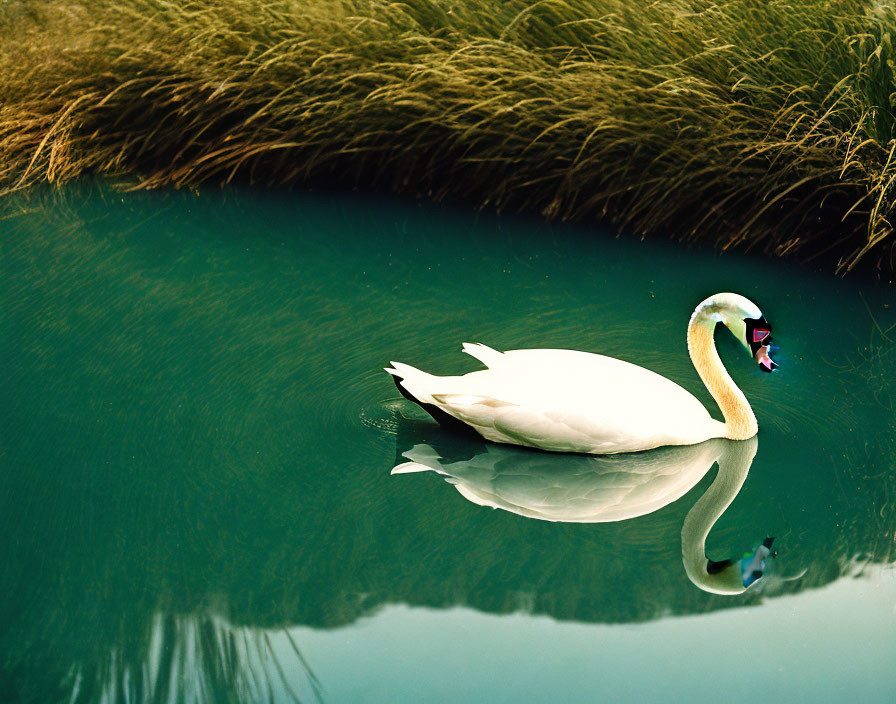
[{"xmin": 1, "ymin": 0, "xmax": 895, "ymax": 272}]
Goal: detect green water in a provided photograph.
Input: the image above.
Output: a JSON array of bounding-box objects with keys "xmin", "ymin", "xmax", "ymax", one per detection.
[{"xmin": 1, "ymin": 183, "xmax": 894, "ymax": 703}]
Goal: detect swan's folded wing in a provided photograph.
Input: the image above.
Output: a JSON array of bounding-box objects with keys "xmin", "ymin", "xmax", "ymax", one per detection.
[
  {"xmin": 494, "ymin": 406, "xmax": 672, "ymax": 453},
  {"xmin": 429, "ymin": 393, "xmax": 528, "ymax": 442},
  {"xmin": 429, "ymin": 393, "xmax": 627, "ymax": 452},
  {"xmin": 491, "ymin": 405, "xmax": 606, "ymax": 451},
  {"xmin": 434, "ymin": 355, "xmax": 722, "ymax": 452}
]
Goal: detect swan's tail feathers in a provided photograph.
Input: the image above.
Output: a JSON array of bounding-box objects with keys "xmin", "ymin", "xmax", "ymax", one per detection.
[
  {"xmin": 385, "ymin": 361, "xmax": 480, "ymax": 435},
  {"xmin": 384, "ymin": 361, "xmax": 421, "ymax": 381},
  {"xmin": 384, "ymin": 361, "xmax": 439, "ymax": 405},
  {"xmin": 462, "ymin": 342, "xmax": 504, "ymax": 369}
]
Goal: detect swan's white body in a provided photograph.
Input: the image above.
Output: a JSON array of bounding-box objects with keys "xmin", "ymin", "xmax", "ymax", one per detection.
[
  {"xmin": 390, "ymin": 346, "xmax": 722, "ymax": 454},
  {"xmin": 386, "ymin": 293, "xmax": 770, "ymax": 454}
]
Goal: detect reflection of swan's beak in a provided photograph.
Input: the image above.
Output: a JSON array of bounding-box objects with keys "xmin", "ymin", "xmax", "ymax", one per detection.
[
  {"xmin": 738, "ymin": 536, "xmax": 775, "ymax": 588},
  {"xmin": 703, "ymin": 537, "xmax": 774, "ymax": 592},
  {"xmin": 754, "ymin": 344, "xmax": 779, "ymax": 372}
]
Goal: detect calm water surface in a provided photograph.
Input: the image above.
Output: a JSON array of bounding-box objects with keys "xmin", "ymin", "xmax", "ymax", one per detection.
[{"xmin": 1, "ymin": 184, "xmax": 894, "ymax": 703}]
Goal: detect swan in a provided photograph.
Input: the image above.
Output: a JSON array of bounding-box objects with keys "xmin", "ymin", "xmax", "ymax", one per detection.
[
  {"xmin": 385, "ymin": 292, "xmax": 777, "ymax": 454},
  {"xmin": 392, "ymin": 429, "xmax": 773, "ymax": 594}
]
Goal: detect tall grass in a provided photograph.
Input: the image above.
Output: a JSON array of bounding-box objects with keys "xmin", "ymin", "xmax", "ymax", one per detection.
[{"xmin": 1, "ymin": 0, "xmax": 895, "ymax": 272}]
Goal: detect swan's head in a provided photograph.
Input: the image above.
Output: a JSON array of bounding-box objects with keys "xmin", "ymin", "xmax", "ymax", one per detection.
[{"xmin": 701, "ymin": 293, "xmax": 779, "ymax": 373}]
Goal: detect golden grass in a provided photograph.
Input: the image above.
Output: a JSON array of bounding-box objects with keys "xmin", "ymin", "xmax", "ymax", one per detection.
[{"xmin": 1, "ymin": 0, "xmax": 895, "ymax": 272}]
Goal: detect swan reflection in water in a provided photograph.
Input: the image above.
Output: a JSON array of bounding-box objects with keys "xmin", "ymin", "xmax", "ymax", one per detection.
[{"xmin": 392, "ymin": 427, "xmax": 773, "ymax": 595}]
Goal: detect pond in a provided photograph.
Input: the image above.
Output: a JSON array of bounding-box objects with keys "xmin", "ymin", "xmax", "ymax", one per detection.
[{"xmin": 1, "ymin": 183, "xmax": 894, "ymax": 703}]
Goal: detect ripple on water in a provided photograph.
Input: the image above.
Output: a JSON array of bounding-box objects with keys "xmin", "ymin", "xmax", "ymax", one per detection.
[{"xmin": 359, "ymin": 398, "xmax": 432, "ymax": 434}]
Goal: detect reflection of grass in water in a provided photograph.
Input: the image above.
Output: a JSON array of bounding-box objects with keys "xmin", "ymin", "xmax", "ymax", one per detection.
[
  {"xmin": 857, "ymin": 295, "xmax": 896, "ymax": 411},
  {"xmin": 828, "ymin": 295, "xmax": 896, "ymax": 411},
  {"xmin": 1, "ymin": 1, "xmax": 896, "ymax": 271},
  {"xmin": 69, "ymin": 612, "xmax": 323, "ymax": 704},
  {"xmin": 821, "ymin": 297, "xmax": 896, "ymax": 570}
]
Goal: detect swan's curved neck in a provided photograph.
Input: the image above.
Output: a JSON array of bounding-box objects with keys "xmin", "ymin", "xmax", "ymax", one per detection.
[
  {"xmin": 681, "ymin": 437, "xmax": 758, "ymax": 595},
  {"xmin": 687, "ymin": 306, "xmax": 757, "ymax": 440}
]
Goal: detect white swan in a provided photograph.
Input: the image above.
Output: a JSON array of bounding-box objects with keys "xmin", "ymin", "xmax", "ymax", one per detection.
[{"xmin": 385, "ymin": 293, "xmax": 777, "ymax": 454}]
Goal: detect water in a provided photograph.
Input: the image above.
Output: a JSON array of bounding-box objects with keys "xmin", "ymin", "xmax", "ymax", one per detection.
[{"xmin": 1, "ymin": 183, "xmax": 894, "ymax": 703}]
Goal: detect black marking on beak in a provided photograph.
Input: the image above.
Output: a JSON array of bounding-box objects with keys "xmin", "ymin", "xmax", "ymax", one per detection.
[{"xmin": 745, "ymin": 315, "xmax": 772, "ymax": 357}]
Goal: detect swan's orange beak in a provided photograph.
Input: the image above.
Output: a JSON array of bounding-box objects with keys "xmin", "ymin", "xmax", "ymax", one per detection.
[{"xmin": 755, "ymin": 343, "xmax": 778, "ymax": 372}]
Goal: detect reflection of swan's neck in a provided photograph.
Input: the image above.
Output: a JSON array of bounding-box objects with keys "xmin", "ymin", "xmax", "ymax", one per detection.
[
  {"xmin": 681, "ymin": 437, "xmax": 758, "ymax": 595},
  {"xmin": 688, "ymin": 305, "xmax": 757, "ymax": 440}
]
